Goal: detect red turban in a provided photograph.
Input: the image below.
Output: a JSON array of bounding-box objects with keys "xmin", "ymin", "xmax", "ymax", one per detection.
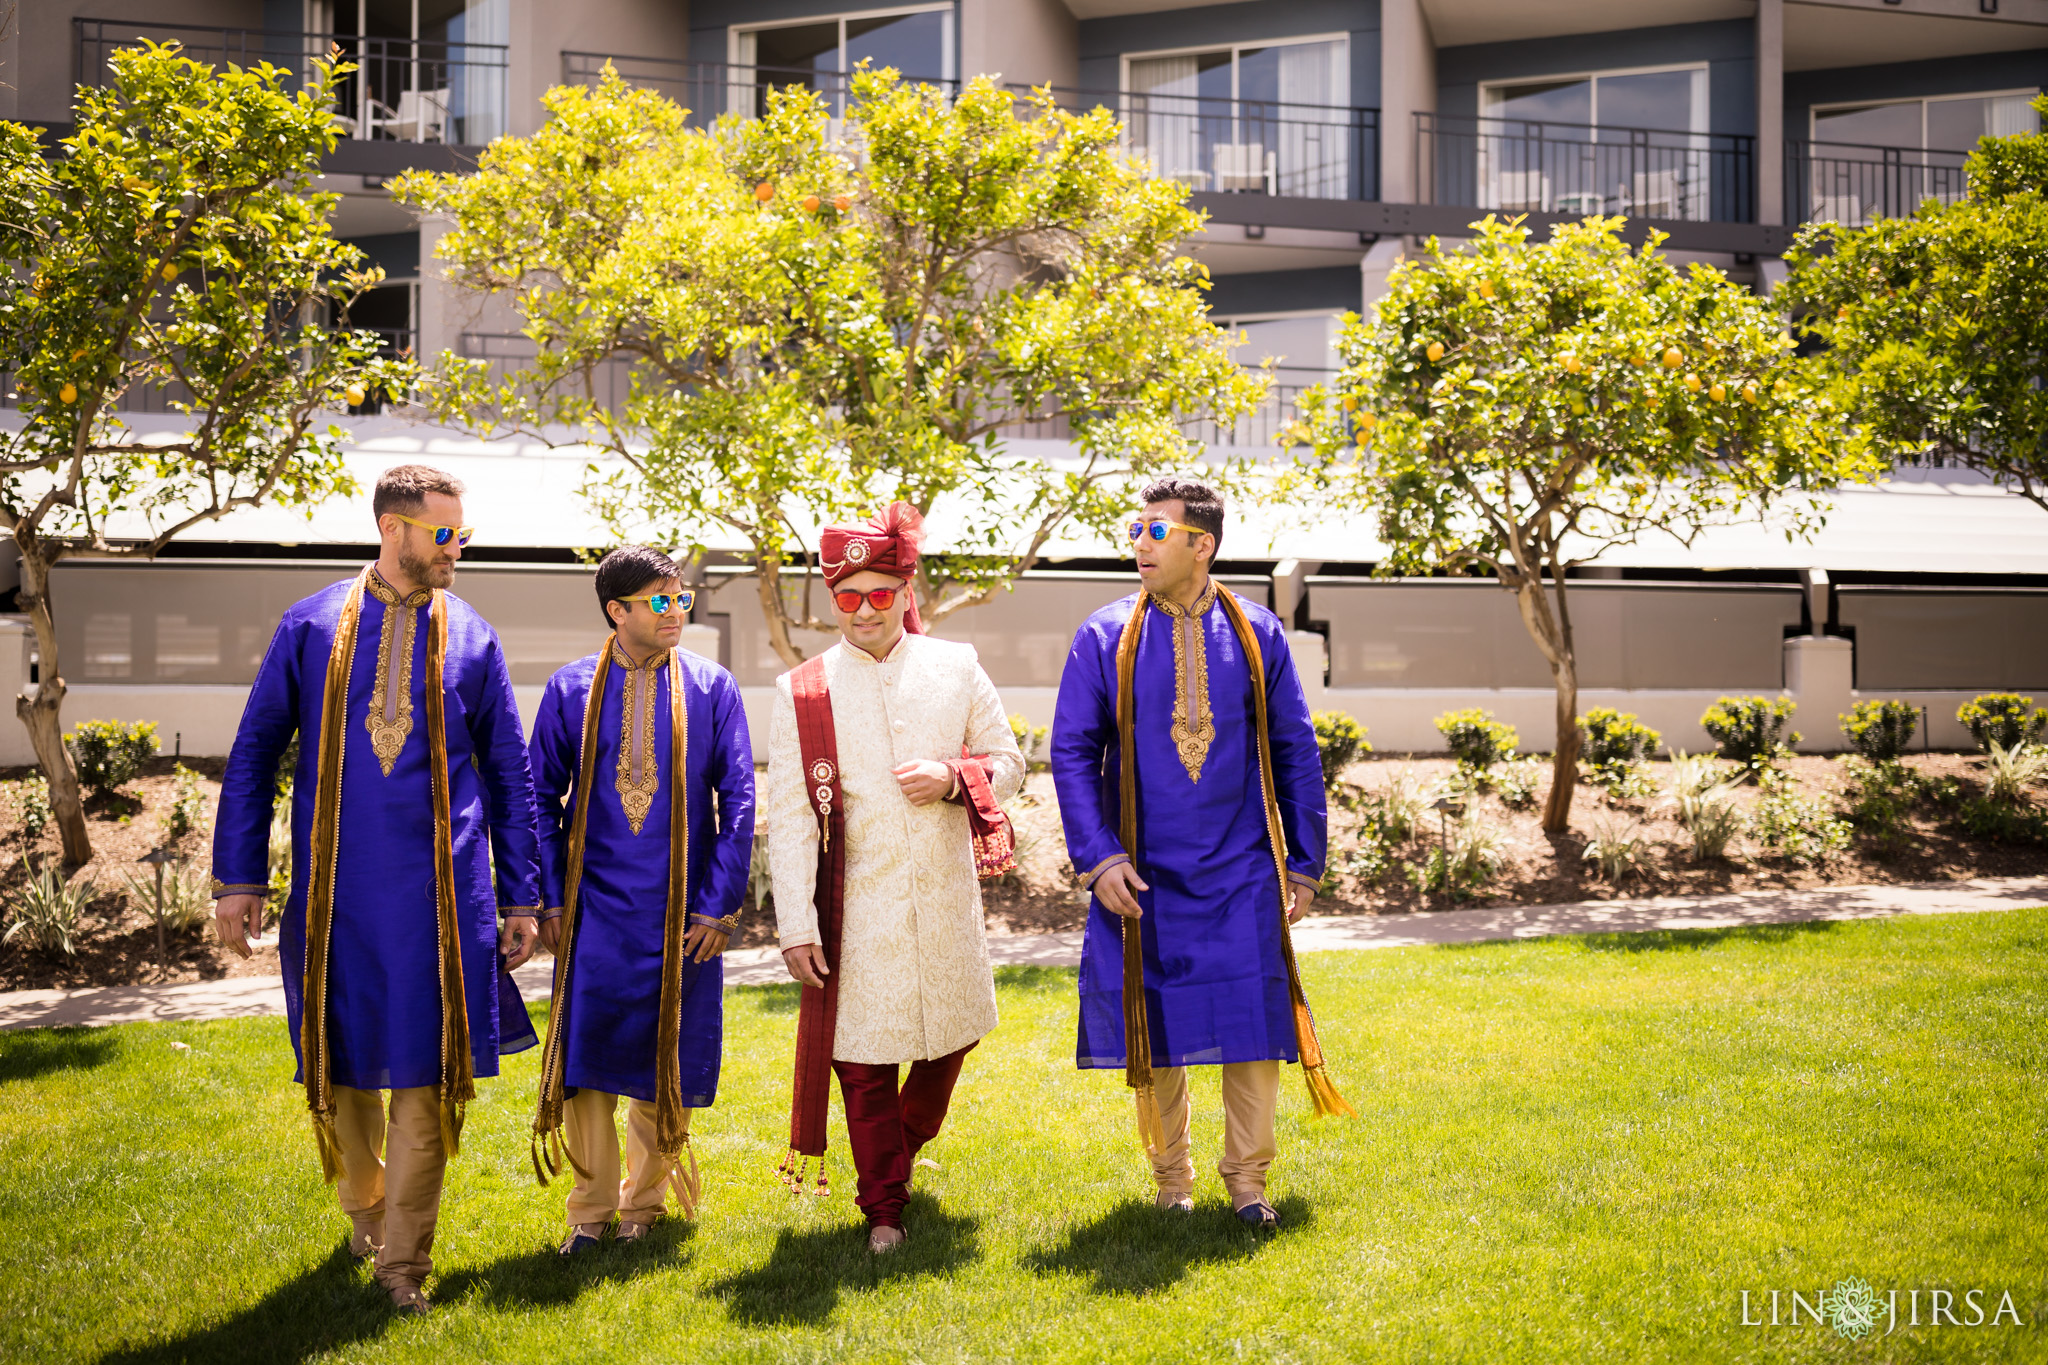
[{"xmin": 820, "ymin": 502, "xmax": 926, "ymax": 634}]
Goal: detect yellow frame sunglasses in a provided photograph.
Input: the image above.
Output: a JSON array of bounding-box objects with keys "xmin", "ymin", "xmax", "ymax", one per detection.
[
  {"xmin": 389, "ymin": 512, "xmax": 475, "ymax": 548},
  {"xmin": 1128, "ymin": 517, "xmax": 1209, "ymax": 544}
]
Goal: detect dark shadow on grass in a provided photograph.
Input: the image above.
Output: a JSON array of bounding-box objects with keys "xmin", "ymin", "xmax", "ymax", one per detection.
[
  {"xmin": 704, "ymin": 1192, "xmax": 980, "ymax": 1326},
  {"xmin": 437, "ymin": 1218, "xmax": 694, "ymax": 1308},
  {"xmin": 1566, "ymin": 920, "xmax": 1846, "ymax": 954},
  {"xmin": 95, "ymin": 1245, "xmax": 392, "ymax": 1365},
  {"xmin": 1023, "ymin": 1194, "xmax": 1312, "ymax": 1296},
  {"xmin": 0, "ymin": 1028, "xmax": 117, "ymax": 1084}
]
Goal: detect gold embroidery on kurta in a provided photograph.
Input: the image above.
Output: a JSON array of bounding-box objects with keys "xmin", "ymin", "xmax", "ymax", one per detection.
[
  {"xmin": 363, "ymin": 570, "xmax": 431, "ymax": 776},
  {"xmin": 1150, "ymin": 581, "xmax": 1219, "ymax": 782},
  {"xmin": 613, "ymin": 644, "xmax": 665, "ymax": 834}
]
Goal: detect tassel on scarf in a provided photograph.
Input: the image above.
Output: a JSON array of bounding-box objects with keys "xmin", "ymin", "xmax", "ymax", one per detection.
[
  {"xmin": 777, "ymin": 1149, "xmax": 829, "ymax": 1198},
  {"xmin": 311, "ymin": 1110, "xmax": 345, "ymax": 1185},
  {"xmin": 661, "ymin": 1137, "xmax": 704, "ymax": 1220},
  {"xmin": 1304, "ymin": 1062, "xmax": 1355, "ymax": 1119},
  {"xmin": 439, "ymin": 1093, "xmax": 465, "ymax": 1159}
]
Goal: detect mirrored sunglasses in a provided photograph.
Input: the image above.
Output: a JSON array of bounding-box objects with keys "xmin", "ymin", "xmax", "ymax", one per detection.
[
  {"xmin": 833, "ymin": 587, "xmax": 900, "ymax": 613},
  {"xmin": 614, "ymin": 591, "xmax": 695, "ymax": 616},
  {"xmin": 1128, "ymin": 518, "xmax": 1206, "ymax": 543},
  {"xmin": 391, "ymin": 512, "xmax": 475, "ymax": 548}
]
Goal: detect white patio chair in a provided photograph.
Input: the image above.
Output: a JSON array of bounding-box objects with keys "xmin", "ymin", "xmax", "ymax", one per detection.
[
  {"xmin": 369, "ymin": 88, "xmax": 450, "ymax": 143},
  {"xmin": 1487, "ymin": 170, "xmax": 1551, "ymax": 212},
  {"xmin": 1212, "ymin": 143, "xmax": 1276, "ymax": 194}
]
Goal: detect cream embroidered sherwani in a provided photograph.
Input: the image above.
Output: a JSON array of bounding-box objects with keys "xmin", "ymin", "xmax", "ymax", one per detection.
[{"xmin": 766, "ymin": 633, "xmax": 1024, "ymax": 1064}]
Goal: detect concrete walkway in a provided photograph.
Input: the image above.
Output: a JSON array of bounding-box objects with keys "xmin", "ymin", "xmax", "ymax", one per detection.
[{"xmin": 4, "ymin": 876, "xmax": 2042, "ymax": 1032}]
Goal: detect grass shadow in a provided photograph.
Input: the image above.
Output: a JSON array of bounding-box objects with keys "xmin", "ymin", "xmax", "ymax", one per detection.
[
  {"xmin": 0, "ymin": 1028, "xmax": 118, "ymax": 1084},
  {"xmin": 1022, "ymin": 1194, "xmax": 1312, "ymax": 1296},
  {"xmin": 1566, "ymin": 920, "xmax": 1846, "ymax": 954},
  {"xmin": 438, "ymin": 1218, "xmax": 695, "ymax": 1308},
  {"xmin": 94, "ymin": 1245, "xmax": 393, "ymax": 1365},
  {"xmin": 703, "ymin": 1192, "xmax": 981, "ymax": 1326}
]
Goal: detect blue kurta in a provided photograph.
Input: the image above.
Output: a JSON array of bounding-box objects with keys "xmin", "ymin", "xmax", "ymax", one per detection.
[
  {"xmin": 529, "ymin": 646, "xmax": 756, "ymax": 1107},
  {"xmin": 212, "ymin": 574, "xmax": 542, "ymax": 1091},
  {"xmin": 1051, "ymin": 588, "xmax": 1327, "ymax": 1069}
]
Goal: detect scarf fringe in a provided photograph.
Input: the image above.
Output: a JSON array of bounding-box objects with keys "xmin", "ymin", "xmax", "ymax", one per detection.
[
  {"xmin": 311, "ymin": 1110, "xmax": 345, "ymax": 1185},
  {"xmin": 439, "ymin": 1093, "xmax": 466, "ymax": 1159},
  {"xmin": 777, "ymin": 1149, "xmax": 830, "ymax": 1198},
  {"xmin": 1303, "ymin": 1062, "xmax": 1355, "ymax": 1119},
  {"xmin": 1131, "ymin": 1080, "xmax": 1165, "ymax": 1155},
  {"xmin": 661, "ymin": 1136, "xmax": 704, "ymax": 1220}
]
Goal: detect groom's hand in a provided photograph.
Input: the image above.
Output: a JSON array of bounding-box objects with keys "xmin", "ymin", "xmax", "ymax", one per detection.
[
  {"xmin": 1094, "ymin": 862, "xmax": 1149, "ymax": 919},
  {"xmin": 783, "ymin": 942, "xmax": 830, "ymax": 988},
  {"xmin": 499, "ymin": 915, "xmax": 540, "ymax": 970},
  {"xmin": 1289, "ymin": 881, "xmax": 1313, "ymax": 924}
]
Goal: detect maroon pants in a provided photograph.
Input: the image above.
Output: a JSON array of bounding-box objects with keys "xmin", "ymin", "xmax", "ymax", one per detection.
[{"xmin": 831, "ymin": 1041, "xmax": 976, "ymax": 1229}]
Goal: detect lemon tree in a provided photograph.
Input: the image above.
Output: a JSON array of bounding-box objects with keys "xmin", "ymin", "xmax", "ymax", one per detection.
[
  {"xmin": 0, "ymin": 43, "xmax": 404, "ymax": 862},
  {"xmin": 1287, "ymin": 215, "xmax": 1871, "ymax": 831},
  {"xmin": 1784, "ymin": 96, "xmax": 2048, "ymax": 514},
  {"xmin": 400, "ymin": 67, "xmax": 1263, "ymax": 666}
]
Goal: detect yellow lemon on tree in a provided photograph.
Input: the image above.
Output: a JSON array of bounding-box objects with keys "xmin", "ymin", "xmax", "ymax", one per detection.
[
  {"xmin": 162, "ymin": 263, "xmax": 179, "ymax": 281},
  {"xmin": 1661, "ymin": 347, "xmax": 1682, "ymax": 369},
  {"xmin": 1560, "ymin": 352, "xmax": 1581, "ymax": 374},
  {"xmin": 1478, "ymin": 280, "xmax": 1495, "ymax": 300},
  {"xmin": 1341, "ymin": 394, "xmax": 1358, "ymax": 411},
  {"xmin": 754, "ymin": 181, "xmax": 775, "ymax": 202},
  {"xmin": 1683, "ymin": 373, "xmax": 1702, "ymax": 392},
  {"xmin": 1357, "ymin": 410, "xmax": 1377, "ymax": 431},
  {"xmin": 1708, "ymin": 382, "xmax": 1726, "ymax": 402},
  {"xmin": 1743, "ymin": 381, "xmax": 1760, "ymax": 403},
  {"xmin": 1425, "ymin": 340, "xmax": 1445, "ymax": 362},
  {"xmin": 344, "ymin": 384, "xmax": 367, "ymax": 405},
  {"xmin": 833, "ymin": 194, "xmax": 853, "ymax": 211},
  {"xmin": 1630, "ymin": 350, "xmax": 1648, "ymax": 367},
  {"xmin": 59, "ymin": 383, "xmax": 77, "ymax": 403}
]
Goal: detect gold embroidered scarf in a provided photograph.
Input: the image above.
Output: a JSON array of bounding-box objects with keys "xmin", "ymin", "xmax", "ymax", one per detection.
[
  {"xmin": 1113, "ymin": 585, "xmax": 1353, "ymax": 1154},
  {"xmin": 304, "ymin": 565, "xmax": 472, "ymax": 1181},
  {"xmin": 530, "ymin": 638, "xmax": 700, "ymax": 1216}
]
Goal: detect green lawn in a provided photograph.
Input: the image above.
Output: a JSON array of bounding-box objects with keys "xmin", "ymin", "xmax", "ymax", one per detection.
[{"xmin": 3, "ymin": 910, "xmax": 2045, "ymax": 1364}]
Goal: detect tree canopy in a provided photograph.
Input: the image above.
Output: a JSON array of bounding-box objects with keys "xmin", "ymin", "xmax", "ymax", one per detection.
[
  {"xmin": 1287, "ymin": 216, "xmax": 1875, "ymax": 830},
  {"xmin": 0, "ymin": 43, "xmax": 403, "ymax": 861},
  {"xmin": 1783, "ymin": 95, "xmax": 2048, "ymax": 512},
  {"xmin": 400, "ymin": 67, "xmax": 1264, "ymax": 664}
]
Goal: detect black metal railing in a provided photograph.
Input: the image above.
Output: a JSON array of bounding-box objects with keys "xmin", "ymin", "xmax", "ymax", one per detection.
[
  {"xmin": 1417, "ymin": 112, "xmax": 1754, "ymax": 223},
  {"xmin": 1003, "ymin": 369, "xmax": 1328, "ymax": 449},
  {"xmin": 75, "ymin": 18, "xmax": 509, "ymax": 145},
  {"xmin": 561, "ymin": 53, "xmax": 956, "ymax": 127},
  {"xmin": 1785, "ymin": 140, "xmax": 1970, "ymax": 226},
  {"xmin": 1019, "ymin": 86, "xmax": 1378, "ymax": 202}
]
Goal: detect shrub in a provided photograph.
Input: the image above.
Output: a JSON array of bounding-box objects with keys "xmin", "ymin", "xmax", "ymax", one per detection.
[
  {"xmin": 162, "ymin": 764, "xmax": 208, "ymax": 841},
  {"xmin": 1435, "ymin": 708, "xmax": 1517, "ymax": 769},
  {"xmin": 1957, "ymin": 694, "xmax": 2048, "ymax": 754},
  {"xmin": 1310, "ymin": 711, "xmax": 1370, "ymax": 790},
  {"xmin": 1982, "ymin": 741, "xmax": 2048, "ymax": 807},
  {"xmin": 1700, "ymin": 695, "xmax": 1799, "ymax": 770},
  {"xmin": 1493, "ymin": 756, "xmax": 1544, "ymax": 811},
  {"xmin": 1326, "ymin": 816, "xmax": 1398, "ymax": 891},
  {"xmin": 1959, "ymin": 797, "xmax": 2048, "ymax": 844},
  {"xmin": 1362, "ymin": 768, "xmax": 1428, "ymax": 843},
  {"xmin": 1579, "ymin": 708, "xmax": 1661, "ymax": 772},
  {"xmin": 122, "ymin": 861, "xmax": 215, "ymax": 935},
  {"xmin": 3, "ymin": 865, "xmax": 97, "ymax": 958},
  {"xmin": 66, "ymin": 719, "xmax": 160, "ymax": 796},
  {"xmin": 1408, "ymin": 811, "xmax": 1507, "ymax": 900},
  {"xmin": 1837, "ymin": 756, "xmax": 1917, "ymax": 855},
  {"xmin": 7, "ymin": 777, "xmax": 51, "ymax": 845},
  {"xmin": 1684, "ymin": 788, "xmax": 1746, "ymax": 862},
  {"xmin": 1752, "ymin": 770, "xmax": 1851, "ymax": 865},
  {"xmin": 1582, "ymin": 816, "xmax": 1657, "ymax": 883},
  {"xmin": 1840, "ymin": 700, "xmax": 1920, "ymax": 762},
  {"xmin": 1007, "ymin": 713, "xmax": 1049, "ymax": 772},
  {"xmin": 267, "ymin": 782, "xmax": 295, "ymax": 913}
]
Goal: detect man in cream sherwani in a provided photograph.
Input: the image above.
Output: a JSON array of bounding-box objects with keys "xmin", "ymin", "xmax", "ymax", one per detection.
[{"xmin": 766, "ymin": 503, "xmax": 1023, "ymax": 1253}]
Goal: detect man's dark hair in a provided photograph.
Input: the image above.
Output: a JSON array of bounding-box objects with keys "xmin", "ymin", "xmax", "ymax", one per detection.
[
  {"xmin": 1140, "ymin": 476, "xmax": 1224, "ymax": 556},
  {"xmin": 372, "ymin": 464, "xmax": 465, "ymax": 519},
  {"xmin": 594, "ymin": 545, "xmax": 682, "ymax": 629}
]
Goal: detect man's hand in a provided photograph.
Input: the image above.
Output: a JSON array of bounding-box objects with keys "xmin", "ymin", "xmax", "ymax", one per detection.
[
  {"xmin": 1093, "ymin": 861, "xmax": 1150, "ymax": 919},
  {"xmin": 538, "ymin": 917, "xmax": 562, "ymax": 955},
  {"xmin": 1289, "ymin": 880, "xmax": 1313, "ymax": 924},
  {"xmin": 684, "ymin": 923, "xmax": 731, "ymax": 963},
  {"xmin": 500, "ymin": 915, "xmax": 540, "ymax": 971},
  {"xmin": 213, "ymin": 893, "xmax": 266, "ymax": 959},
  {"xmin": 892, "ymin": 759, "xmax": 954, "ymax": 807},
  {"xmin": 782, "ymin": 942, "xmax": 830, "ymax": 988}
]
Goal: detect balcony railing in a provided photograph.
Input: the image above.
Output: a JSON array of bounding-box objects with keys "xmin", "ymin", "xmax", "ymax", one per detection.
[
  {"xmin": 1417, "ymin": 113, "xmax": 1755, "ymax": 223},
  {"xmin": 1004, "ymin": 369, "xmax": 1327, "ymax": 449},
  {"xmin": 1785, "ymin": 140, "xmax": 1970, "ymax": 227},
  {"xmin": 561, "ymin": 53, "xmax": 956, "ymax": 127},
  {"xmin": 1020, "ymin": 87, "xmax": 1378, "ymax": 202},
  {"xmin": 75, "ymin": 18, "xmax": 509, "ymax": 145}
]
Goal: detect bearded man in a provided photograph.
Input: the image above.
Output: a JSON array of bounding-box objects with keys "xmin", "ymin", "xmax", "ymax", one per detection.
[
  {"xmin": 211, "ymin": 464, "xmax": 542, "ymax": 1314},
  {"xmin": 1050, "ymin": 477, "xmax": 1350, "ymax": 1230},
  {"xmin": 764, "ymin": 503, "xmax": 1023, "ymax": 1253}
]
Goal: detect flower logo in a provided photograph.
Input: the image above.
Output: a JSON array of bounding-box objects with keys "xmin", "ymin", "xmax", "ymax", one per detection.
[
  {"xmin": 1823, "ymin": 1277, "xmax": 1881, "ymax": 1340},
  {"xmin": 845, "ymin": 538, "xmax": 871, "ymax": 566}
]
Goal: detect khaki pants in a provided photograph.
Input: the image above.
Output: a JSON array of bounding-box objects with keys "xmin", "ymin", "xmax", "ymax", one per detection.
[
  {"xmin": 332, "ymin": 1084, "xmax": 445, "ymax": 1288},
  {"xmin": 561, "ymin": 1088, "xmax": 691, "ymax": 1228},
  {"xmin": 1146, "ymin": 1060, "xmax": 1280, "ymax": 1209}
]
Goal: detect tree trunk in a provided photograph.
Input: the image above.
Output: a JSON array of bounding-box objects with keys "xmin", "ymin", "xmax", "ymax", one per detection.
[
  {"xmin": 1542, "ymin": 650, "xmax": 1582, "ymax": 834},
  {"xmin": 755, "ymin": 546, "xmax": 809, "ymax": 669},
  {"xmin": 14, "ymin": 547, "xmax": 92, "ymax": 864}
]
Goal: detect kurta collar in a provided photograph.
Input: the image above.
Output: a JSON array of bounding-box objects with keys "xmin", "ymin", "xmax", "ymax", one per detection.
[
  {"xmin": 365, "ymin": 566, "xmax": 432, "ymax": 609},
  {"xmin": 1148, "ymin": 579, "xmax": 1219, "ymax": 620},
  {"xmin": 842, "ymin": 632, "xmax": 911, "ymax": 665},
  {"xmin": 609, "ymin": 641, "xmax": 672, "ymax": 672}
]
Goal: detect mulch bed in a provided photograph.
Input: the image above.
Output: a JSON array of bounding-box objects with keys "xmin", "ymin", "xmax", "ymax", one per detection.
[{"xmin": 6, "ymin": 752, "xmax": 2044, "ymax": 991}]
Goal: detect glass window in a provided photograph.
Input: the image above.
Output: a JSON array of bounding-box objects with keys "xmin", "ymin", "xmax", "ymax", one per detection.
[
  {"xmin": 1813, "ymin": 92, "xmax": 2039, "ymax": 151},
  {"xmin": 736, "ymin": 7, "xmax": 953, "ymax": 117},
  {"xmin": 1123, "ymin": 38, "xmax": 1351, "ymax": 198},
  {"xmin": 1477, "ymin": 66, "xmax": 1708, "ymax": 219},
  {"xmin": 1482, "ymin": 67, "xmax": 1703, "ymax": 134}
]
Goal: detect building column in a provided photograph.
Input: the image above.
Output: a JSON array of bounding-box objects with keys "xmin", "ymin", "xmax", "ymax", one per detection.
[
  {"xmin": 1756, "ymin": 0, "xmax": 1784, "ymax": 227},
  {"xmin": 1784, "ymin": 635, "xmax": 1853, "ymax": 754},
  {"xmin": 1379, "ymin": 0, "xmax": 1435, "ymax": 205}
]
